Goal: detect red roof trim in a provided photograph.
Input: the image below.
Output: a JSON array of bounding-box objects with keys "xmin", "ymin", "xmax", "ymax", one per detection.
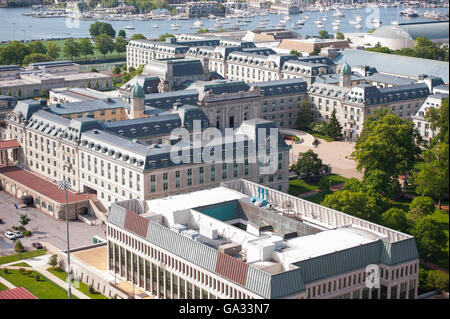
[
  {"xmin": 0, "ymin": 139, "xmax": 21, "ymax": 150},
  {"xmin": 215, "ymin": 252, "xmax": 248, "ymax": 286},
  {"xmin": 124, "ymin": 210, "xmax": 149, "ymax": 238}
]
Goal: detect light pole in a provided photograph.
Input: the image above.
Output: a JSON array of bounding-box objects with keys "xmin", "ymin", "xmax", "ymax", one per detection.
[{"xmin": 58, "ymin": 179, "xmax": 72, "ymax": 300}]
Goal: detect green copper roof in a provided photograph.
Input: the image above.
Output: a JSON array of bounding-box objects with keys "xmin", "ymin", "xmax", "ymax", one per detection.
[
  {"xmin": 132, "ymin": 83, "xmax": 145, "ymax": 98},
  {"xmin": 341, "ymin": 62, "xmax": 352, "ymax": 75}
]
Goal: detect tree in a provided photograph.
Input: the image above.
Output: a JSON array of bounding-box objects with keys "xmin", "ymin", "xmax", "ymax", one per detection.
[
  {"xmin": 112, "ymin": 65, "xmax": 122, "ymax": 75},
  {"xmin": 118, "ymin": 29, "xmax": 126, "ymax": 38},
  {"xmin": 410, "ymin": 196, "xmax": 436, "ymax": 217},
  {"xmin": 0, "ymin": 41, "xmax": 31, "ymax": 65},
  {"xmin": 29, "ymin": 40, "xmax": 47, "ymax": 54},
  {"xmin": 324, "ymin": 109, "xmax": 343, "ymax": 139},
  {"xmin": 48, "ymin": 254, "xmax": 58, "ymax": 268},
  {"xmin": 14, "ymin": 240, "xmax": 24, "ymax": 253},
  {"xmin": 414, "ymin": 142, "xmax": 449, "ymax": 208},
  {"xmin": 197, "ymin": 28, "xmax": 210, "ymax": 33},
  {"xmin": 89, "ymin": 21, "xmax": 116, "ymax": 38},
  {"xmin": 353, "ymin": 110, "xmax": 421, "ymax": 178},
  {"xmin": 290, "ymin": 150, "xmax": 328, "ymax": 181},
  {"xmin": 46, "ymin": 42, "xmax": 61, "ymax": 59},
  {"xmin": 23, "ymin": 53, "xmax": 54, "ymax": 65},
  {"xmin": 342, "ymin": 177, "xmax": 366, "ymax": 193},
  {"xmin": 63, "ymin": 38, "xmax": 80, "ymax": 60},
  {"xmin": 318, "ymin": 176, "xmax": 331, "ymax": 193},
  {"xmin": 411, "ymin": 216, "xmax": 447, "ymax": 261},
  {"xmin": 295, "ymin": 100, "xmax": 314, "ymax": 130},
  {"xmin": 157, "ymin": 33, "xmax": 175, "ymax": 42},
  {"xmin": 381, "ymin": 208, "xmax": 410, "ymax": 233},
  {"xmin": 335, "ymin": 32, "xmax": 345, "ymax": 40},
  {"xmin": 19, "ymin": 213, "xmax": 31, "ymax": 228},
  {"xmin": 363, "ymin": 169, "xmax": 400, "ymax": 199},
  {"xmin": 312, "ymin": 46, "xmax": 321, "ymax": 55},
  {"xmin": 114, "ymin": 36, "xmax": 128, "ymax": 54},
  {"xmin": 426, "ymin": 270, "xmax": 449, "ymax": 293},
  {"xmin": 290, "ymin": 49, "xmax": 302, "ymax": 57},
  {"xmin": 95, "ymin": 34, "xmax": 115, "ymax": 60},
  {"xmin": 318, "ymin": 30, "xmax": 329, "ymax": 39},
  {"xmin": 130, "ymin": 33, "xmax": 146, "ymax": 40},
  {"xmin": 425, "ymin": 97, "xmax": 448, "ymax": 146},
  {"xmin": 321, "ymin": 190, "xmax": 384, "ymax": 222},
  {"xmin": 90, "ymin": 67, "xmax": 99, "ymax": 73},
  {"xmin": 79, "ymin": 38, "xmax": 94, "ymax": 59}
]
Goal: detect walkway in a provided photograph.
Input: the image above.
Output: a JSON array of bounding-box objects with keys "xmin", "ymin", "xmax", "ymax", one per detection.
[{"xmin": 280, "ymin": 129, "xmax": 315, "ymax": 146}]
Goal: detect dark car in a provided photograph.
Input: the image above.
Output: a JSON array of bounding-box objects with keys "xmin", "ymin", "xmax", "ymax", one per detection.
[{"xmin": 32, "ymin": 242, "xmax": 43, "ymax": 249}]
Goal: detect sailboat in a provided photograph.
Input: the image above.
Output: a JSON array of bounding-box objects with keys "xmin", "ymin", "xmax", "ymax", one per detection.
[
  {"xmin": 391, "ymin": 4, "xmax": 400, "ymax": 25},
  {"xmin": 125, "ymin": 12, "xmax": 134, "ymax": 30}
]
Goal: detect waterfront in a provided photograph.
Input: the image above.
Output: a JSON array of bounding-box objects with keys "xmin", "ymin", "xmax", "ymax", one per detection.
[{"xmin": 0, "ymin": 6, "xmax": 448, "ymax": 42}]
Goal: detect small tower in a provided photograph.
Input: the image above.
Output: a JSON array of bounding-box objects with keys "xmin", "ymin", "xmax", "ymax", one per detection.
[
  {"xmin": 129, "ymin": 83, "xmax": 145, "ymax": 119},
  {"xmin": 339, "ymin": 62, "xmax": 352, "ymax": 88}
]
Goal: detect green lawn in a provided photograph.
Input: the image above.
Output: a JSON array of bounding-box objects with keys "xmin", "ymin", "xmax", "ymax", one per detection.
[
  {"xmin": 0, "ymin": 281, "xmax": 9, "ymax": 291},
  {"xmin": 289, "ymin": 174, "xmax": 348, "ymax": 197},
  {"xmin": 303, "ymin": 191, "xmax": 330, "ymax": 205},
  {"xmin": 0, "ymin": 269, "xmax": 77, "ymax": 299},
  {"xmin": 304, "ymin": 129, "xmax": 336, "ymax": 142},
  {"xmin": 10, "ymin": 262, "xmax": 32, "ymax": 267},
  {"xmin": 48, "ymin": 267, "xmax": 108, "ymax": 299},
  {"xmin": 0, "ymin": 249, "xmax": 47, "ymax": 265}
]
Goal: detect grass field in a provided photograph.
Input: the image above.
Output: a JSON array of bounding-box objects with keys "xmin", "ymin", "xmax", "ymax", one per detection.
[
  {"xmin": 0, "ymin": 269, "xmax": 77, "ymax": 299},
  {"xmin": 0, "ymin": 249, "xmax": 47, "ymax": 265},
  {"xmin": 48, "ymin": 267, "xmax": 108, "ymax": 299},
  {"xmin": 10, "ymin": 262, "xmax": 32, "ymax": 267},
  {"xmin": 0, "ymin": 281, "xmax": 9, "ymax": 291},
  {"xmin": 289, "ymin": 174, "xmax": 348, "ymax": 197}
]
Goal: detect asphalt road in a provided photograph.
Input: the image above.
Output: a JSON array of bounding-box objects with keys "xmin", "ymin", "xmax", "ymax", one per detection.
[{"xmin": 0, "ymin": 191, "xmax": 106, "ymax": 256}]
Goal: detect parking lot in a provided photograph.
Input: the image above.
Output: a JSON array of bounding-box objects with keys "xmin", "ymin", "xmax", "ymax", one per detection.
[{"xmin": 0, "ymin": 191, "xmax": 106, "ymax": 256}]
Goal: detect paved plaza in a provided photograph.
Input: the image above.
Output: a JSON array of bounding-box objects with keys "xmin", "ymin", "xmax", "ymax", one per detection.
[
  {"xmin": 286, "ymin": 133, "xmax": 363, "ymax": 180},
  {"xmin": 0, "ymin": 191, "xmax": 106, "ymax": 256}
]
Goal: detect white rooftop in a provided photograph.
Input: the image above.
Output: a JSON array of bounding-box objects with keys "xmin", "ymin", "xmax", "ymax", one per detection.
[
  {"xmin": 145, "ymin": 186, "xmax": 248, "ymax": 215},
  {"xmin": 280, "ymin": 226, "xmax": 386, "ymax": 263}
]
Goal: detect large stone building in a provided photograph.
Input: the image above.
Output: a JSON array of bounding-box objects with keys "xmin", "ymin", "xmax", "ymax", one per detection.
[
  {"xmin": 0, "ymin": 86, "xmax": 291, "ymax": 217},
  {"xmin": 0, "ymin": 61, "xmax": 113, "ymax": 99},
  {"xmin": 106, "ymin": 179, "xmax": 419, "ymax": 299}
]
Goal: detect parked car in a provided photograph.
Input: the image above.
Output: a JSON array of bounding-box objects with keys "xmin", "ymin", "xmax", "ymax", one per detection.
[
  {"xmin": 5, "ymin": 231, "xmax": 16, "ymax": 240},
  {"xmin": 32, "ymin": 242, "xmax": 43, "ymax": 249},
  {"xmin": 0, "ymin": 218, "xmax": 3, "ymax": 224},
  {"xmin": 14, "ymin": 231, "xmax": 23, "ymax": 238}
]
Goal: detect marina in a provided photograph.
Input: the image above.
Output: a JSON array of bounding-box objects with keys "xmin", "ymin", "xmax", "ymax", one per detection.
[{"xmin": 0, "ymin": 4, "xmax": 448, "ymax": 42}]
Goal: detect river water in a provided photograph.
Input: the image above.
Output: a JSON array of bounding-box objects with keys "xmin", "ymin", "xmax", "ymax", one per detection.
[{"xmin": 0, "ymin": 6, "xmax": 448, "ymax": 42}]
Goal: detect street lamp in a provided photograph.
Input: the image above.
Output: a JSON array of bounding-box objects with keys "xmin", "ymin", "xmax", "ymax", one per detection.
[{"xmin": 58, "ymin": 179, "xmax": 72, "ymax": 300}]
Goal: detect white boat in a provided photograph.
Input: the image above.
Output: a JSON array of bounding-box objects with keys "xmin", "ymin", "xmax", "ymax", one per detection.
[
  {"xmin": 349, "ymin": 20, "xmax": 357, "ymax": 25},
  {"xmin": 304, "ymin": 15, "xmax": 310, "ymax": 19},
  {"xmin": 316, "ymin": 23, "xmax": 324, "ymax": 28},
  {"xmin": 391, "ymin": 20, "xmax": 399, "ymax": 25},
  {"xmin": 193, "ymin": 19, "xmax": 203, "ymax": 27},
  {"xmin": 333, "ymin": 9, "xmax": 345, "ymax": 17},
  {"xmin": 284, "ymin": 15, "xmax": 291, "ymax": 20},
  {"xmin": 332, "ymin": 20, "xmax": 340, "ymax": 26},
  {"xmin": 332, "ymin": 25, "xmax": 340, "ymax": 30},
  {"xmin": 355, "ymin": 15, "xmax": 363, "ymax": 22},
  {"xmin": 125, "ymin": 12, "xmax": 134, "ymax": 30},
  {"xmin": 295, "ymin": 19, "xmax": 305, "ymax": 25},
  {"xmin": 152, "ymin": 24, "xmax": 159, "ymax": 28},
  {"xmin": 355, "ymin": 23, "xmax": 362, "ymax": 29}
]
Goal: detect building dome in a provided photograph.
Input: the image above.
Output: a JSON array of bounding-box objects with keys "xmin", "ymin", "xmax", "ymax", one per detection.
[
  {"xmin": 340, "ymin": 62, "xmax": 352, "ymax": 75},
  {"xmin": 132, "ymin": 83, "xmax": 145, "ymax": 98}
]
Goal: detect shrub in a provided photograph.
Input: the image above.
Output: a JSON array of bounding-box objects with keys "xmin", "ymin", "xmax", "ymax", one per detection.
[
  {"xmin": 90, "ymin": 67, "xmax": 99, "ymax": 73},
  {"xmin": 19, "ymin": 268, "xmax": 25, "ymax": 274},
  {"xmin": 318, "ymin": 176, "xmax": 331, "ymax": 193},
  {"xmin": 426, "ymin": 270, "xmax": 449, "ymax": 293},
  {"xmin": 14, "ymin": 240, "xmax": 24, "ymax": 253},
  {"xmin": 89, "ymin": 285, "xmax": 95, "ymax": 294},
  {"xmin": 35, "ymin": 273, "xmax": 40, "ymax": 281},
  {"xmin": 410, "ymin": 196, "xmax": 435, "ymax": 217},
  {"xmin": 22, "ymin": 230, "xmax": 32, "ymax": 236},
  {"xmin": 48, "ymin": 254, "xmax": 58, "ymax": 268},
  {"xmin": 3, "ymin": 268, "xmax": 8, "ymax": 274}
]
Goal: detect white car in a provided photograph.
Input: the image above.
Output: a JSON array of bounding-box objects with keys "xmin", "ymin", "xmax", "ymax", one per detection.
[
  {"xmin": 14, "ymin": 231, "xmax": 23, "ymax": 238},
  {"xmin": 5, "ymin": 231, "xmax": 16, "ymax": 240}
]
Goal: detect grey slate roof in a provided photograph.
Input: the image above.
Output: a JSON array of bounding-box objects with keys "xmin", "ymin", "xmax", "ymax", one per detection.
[
  {"xmin": 334, "ymin": 49, "xmax": 449, "ymax": 82},
  {"xmin": 253, "ymin": 78, "xmax": 308, "ymax": 96},
  {"xmin": 364, "ymin": 73, "xmax": 416, "ymax": 86},
  {"xmin": 186, "ymin": 80, "xmax": 251, "ymax": 95},
  {"xmin": 48, "ymin": 97, "xmax": 129, "ymax": 115},
  {"xmin": 144, "ymin": 89, "xmax": 199, "ymax": 110}
]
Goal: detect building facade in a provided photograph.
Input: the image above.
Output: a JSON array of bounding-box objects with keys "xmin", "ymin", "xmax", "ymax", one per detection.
[{"xmin": 105, "ymin": 179, "xmax": 420, "ymax": 299}]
